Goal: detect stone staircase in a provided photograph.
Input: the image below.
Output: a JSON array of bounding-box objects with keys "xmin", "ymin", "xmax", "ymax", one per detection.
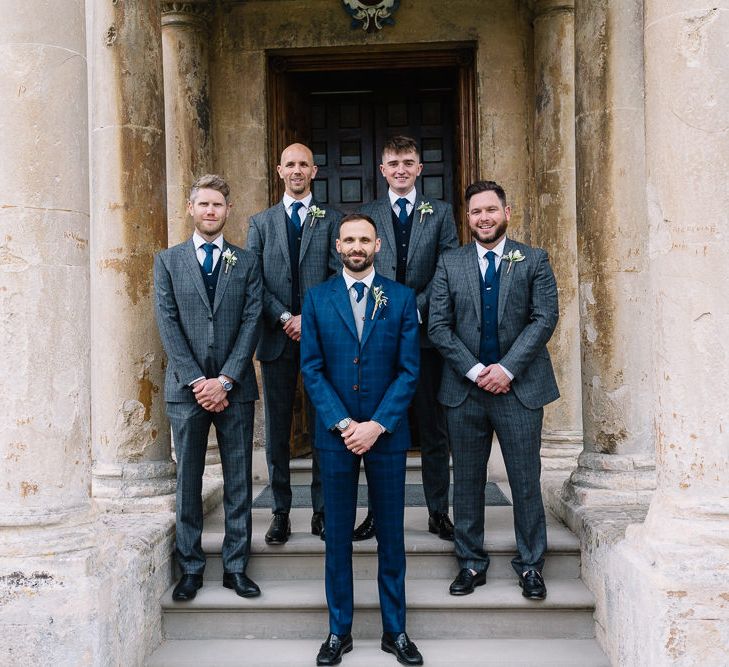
[{"xmin": 147, "ymin": 459, "xmax": 609, "ymax": 666}]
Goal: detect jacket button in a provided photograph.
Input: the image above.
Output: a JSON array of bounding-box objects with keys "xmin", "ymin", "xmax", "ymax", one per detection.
[
  {"xmin": 353, "ymin": 357, "xmax": 359, "ymax": 364},
  {"xmin": 208, "ymin": 315, "xmax": 213, "ymax": 321},
  {"xmin": 353, "ymin": 384, "xmax": 359, "ymax": 391}
]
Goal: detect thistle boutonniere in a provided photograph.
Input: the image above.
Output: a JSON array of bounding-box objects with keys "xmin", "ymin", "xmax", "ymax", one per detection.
[
  {"xmin": 416, "ymin": 201, "xmax": 433, "ymax": 224},
  {"xmin": 505, "ymin": 249, "xmax": 525, "ymax": 274},
  {"xmin": 308, "ymin": 205, "xmax": 326, "ymax": 228},
  {"xmin": 222, "ymin": 248, "xmax": 237, "ymax": 274},
  {"xmin": 371, "ymin": 285, "xmax": 388, "ymax": 320}
]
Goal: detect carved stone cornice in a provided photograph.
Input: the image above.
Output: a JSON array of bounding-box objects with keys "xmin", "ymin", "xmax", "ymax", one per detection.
[
  {"xmin": 161, "ymin": 1, "xmax": 212, "ymax": 29},
  {"xmin": 533, "ymin": 0, "xmax": 574, "ymax": 19}
]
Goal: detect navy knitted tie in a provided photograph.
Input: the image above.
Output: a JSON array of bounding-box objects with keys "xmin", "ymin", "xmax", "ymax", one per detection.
[
  {"xmin": 396, "ymin": 197, "xmax": 409, "ymax": 225},
  {"xmin": 484, "ymin": 251, "xmax": 497, "ymax": 287},
  {"xmin": 202, "ymin": 243, "xmax": 216, "ymax": 275},
  {"xmin": 352, "ymin": 282, "xmax": 366, "ymax": 302},
  {"xmin": 291, "ymin": 201, "xmax": 304, "ymax": 228}
]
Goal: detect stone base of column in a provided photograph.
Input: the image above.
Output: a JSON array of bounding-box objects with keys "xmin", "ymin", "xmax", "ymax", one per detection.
[
  {"xmin": 561, "ymin": 451, "xmax": 656, "ymax": 507},
  {"xmin": 541, "ymin": 429, "xmax": 582, "ymax": 477},
  {"xmin": 604, "ymin": 495, "xmax": 729, "ymax": 665},
  {"xmin": 92, "ymin": 460, "xmax": 177, "ymax": 512}
]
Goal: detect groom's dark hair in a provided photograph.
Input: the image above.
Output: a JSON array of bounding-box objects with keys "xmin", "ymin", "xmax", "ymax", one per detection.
[
  {"xmin": 465, "ymin": 180, "xmax": 507, "ymax": 209},
  {"xmin": 382, "ymin": 135, "xmax": 419, "ymax": 159},
  {"xmin": 338, "ymin": 213, "xmax": 378, "ymax": 237}
]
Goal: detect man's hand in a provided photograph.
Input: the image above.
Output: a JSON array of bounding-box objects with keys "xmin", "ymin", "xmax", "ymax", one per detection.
[
  {"xmin": 193, "ymin": 378, "xmax": 230, "ymax": 411},
  {"xmin": 342, "ymin": 420, "xmax": 382, "ymax": 456},
  {"xmin": 476, "ymin": 364, "xmax": 511, "ymax": 394},
  {"xmin": 283, "ymin": 314, "xmax": 302, "ymax": 341}
]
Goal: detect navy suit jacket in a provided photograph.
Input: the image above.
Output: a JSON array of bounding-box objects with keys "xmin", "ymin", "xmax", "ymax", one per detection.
[{"xmin": 301, "ymin": 273, "xmax": 420, "ymax": 452}]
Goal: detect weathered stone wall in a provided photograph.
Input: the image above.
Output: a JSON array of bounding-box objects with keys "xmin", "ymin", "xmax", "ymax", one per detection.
[{"xmin": 207, "ymin": 0, "xmax": 535, "ymax": 246}]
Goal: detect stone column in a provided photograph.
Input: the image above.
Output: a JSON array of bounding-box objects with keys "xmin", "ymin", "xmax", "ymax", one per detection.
[
  {"xmin": 161, "ymin": 1, "xmax": 220, "ymax": 469},
  {"xmin": 532, "ymin": 0, "xmax": 582, "ymax": 478},
  {"xmin": 0, "ymin": 0, "xmax": 92, "ymax": 542},
  {"xmin": 606, "ymin": 4, "xmax": 729, "ymax": 664},
  {"xmin": 161, "ymin": 0, "xmax": 213, "ymax": 247},
  {"xmin": 561, "ymin": 0, "xmax": 656, "ymax": 508},
  {"xmin": 87, "ymin": 0, "xmax": 175, "ymax": 505}
]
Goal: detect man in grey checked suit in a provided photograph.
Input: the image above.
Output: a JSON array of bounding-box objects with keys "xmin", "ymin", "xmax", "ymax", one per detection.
[
  {"xmin": 246, "ymin": 143, "xmax": 341, "ymax": 545},
  {"xmin": 355, "ymin": 135, "xmax": 459, "ymax": 542},
  {"xmin": 428, "ymin": 180, "xmax": 559, "ymax": 600},
  {"xmin": 154, "ymin": 174, "xmax": 262, "ymax": 601}
]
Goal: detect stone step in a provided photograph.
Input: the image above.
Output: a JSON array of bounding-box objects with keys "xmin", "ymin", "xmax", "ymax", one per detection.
[
  {"xmin": 289, "ymin": 456, "xmax": 446, "ymax": 485},
  {"xmin": 160, "ymin": 578, "xmax": 596, "ymax": 640},
  {"xmin": 200, "ymin": 506, "xmax": 581, "ymax": 581},
  {"xmin": 147, "ymin": 638, "xmax": 610, "ymax": 666}
]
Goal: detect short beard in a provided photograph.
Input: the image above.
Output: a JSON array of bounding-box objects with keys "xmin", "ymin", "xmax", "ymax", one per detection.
[
  {"xmin": 340, "ymin": 251, "xmax": 374, "ymax": 274},
  {"xmin": 470, "ymin": 220, "xmax": 507, "ymax": 246}
]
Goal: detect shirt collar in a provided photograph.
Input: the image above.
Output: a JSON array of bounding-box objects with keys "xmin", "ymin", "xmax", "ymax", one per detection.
[
  {"xmin": 388, "ymin": 188, "xmax": 416, "ymax": 209},
  {"xmin": 476, "ymin": 235, "xmax": 507, "ymax": 261},
  {"xmin": 193, "ymin": 231, "xmax": 224, "ymax": 251},
  {"xmin": 343, "ymin": 267, "xmax": 375, "ymax": 290},
  {"xmin": 283, "ymin": 193, "xmax": 313, "ymax": 212}
]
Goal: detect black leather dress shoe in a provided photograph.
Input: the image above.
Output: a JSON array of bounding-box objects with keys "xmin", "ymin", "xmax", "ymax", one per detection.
[
  {"xmin": 352, "ymin": 511, "xmax": 376, "ymax": 541},
  {"xmin": 519, "ymin": 569, "xmax": 547, "ymax": 600},
  {"xmin": 223, "ymin": 572, "xmax": 261, "ymax": 598},
  {"xmin": 312, "ymin": 511, "xmax": 325, "ymax": 541},
  {"xmin": 381, "ymin": 632, "xmax": 423, "ymax": 666},
  {"xmin": 427, "ymin": 511, "xmax": 455, "ymax": 541},
  {"xmin": 172, "ymin": 574, "xmax": 203, "ymax": 601},
  {"xmin": 316, "ymin": 632, "xmax": 353, "ymax": 665},
  {"xmin": 449, "ymin": 567, "xmax": 487, "ymax": 595},
  {"xmin": 265, "ymin": 512, "xmax": 291, "ymax": 545}
]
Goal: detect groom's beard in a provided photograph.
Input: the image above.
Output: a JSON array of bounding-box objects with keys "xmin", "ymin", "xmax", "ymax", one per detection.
[{"xmin": 340, "ymin": 250, "xmax": 375, "ymax": 273}]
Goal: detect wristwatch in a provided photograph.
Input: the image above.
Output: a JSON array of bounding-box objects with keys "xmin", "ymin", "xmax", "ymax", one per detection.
[
  {"xmin": 280, "ymin": 311, "xmax": 292, "ymax": 324},
  {"xmin": 335, "ymin": 417, "xmax": 352, "ymax": 432},
  {"xmin": 218, "ymin": 376, "xmax": 233, "ymax": 392}
]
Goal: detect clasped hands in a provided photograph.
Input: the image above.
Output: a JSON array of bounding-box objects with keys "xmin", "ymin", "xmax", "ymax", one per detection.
[
  {"xmin": 283, "ymin": 314, "xmax": 302, "ymax": 341},
  {"xmin": 341, "ymin": 420, "xmax": 382, "ymax": 456},
  {"xmin": 192, "ymin": 377, "xmax": 230, "ymax": 412},
  {"xmin": 476, "ymin": 364, "xmax": 511, "ymax": 394}
]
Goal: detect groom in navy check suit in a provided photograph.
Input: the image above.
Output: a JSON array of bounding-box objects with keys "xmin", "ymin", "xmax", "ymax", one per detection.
[
  {"xmin": 429, "ymin": 180, "xmax": 559, "ymax": 601},
  {"xmin": 301, "ymin": 214, "xmax": 424, "ymax": 666}
]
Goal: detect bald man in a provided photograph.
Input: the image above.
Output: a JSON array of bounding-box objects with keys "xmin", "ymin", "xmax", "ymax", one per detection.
[{"xmin": 247, "ymin": 143, "xmax": 342, "ymax": 544}]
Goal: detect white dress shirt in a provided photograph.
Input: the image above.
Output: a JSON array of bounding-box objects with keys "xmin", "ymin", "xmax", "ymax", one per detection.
[
  {"xmin": 283, "ymin": 192, "xmax": 313, "ymax": 224},
  {"xmin": 193, "ymin": 231, "xmax": 224, "ymax": 271},
  {"xmin": 388, "ymin": 188, "xmax": 416, "ymax": 218}
]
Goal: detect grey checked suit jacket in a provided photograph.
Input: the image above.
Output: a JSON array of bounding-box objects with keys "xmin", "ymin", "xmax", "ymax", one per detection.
[
  {"xmin": 246, "ymin": 200, "xmax": 341, "ymax": 362},
  {"xmin": 361, "ymin": 192, "xmax": 458, "ymax": 345},
  {"xmin": 154, "ymin": 238, "xmax": 262, "ymax": 403},
  {"xmin": 428, "ymin": 238, "xmax": 559, "ymax": 410}
]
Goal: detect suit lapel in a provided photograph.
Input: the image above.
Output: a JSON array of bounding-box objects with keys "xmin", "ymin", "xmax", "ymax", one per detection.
[
  {"xmin": 359, "ymin": 277, "xmax": 382, "ymax": 350},
  {"xmin": 183, "ymin": 239, "xmax": 212, "ymax": 313},
  {"xmin": 406, "ymin": 191, "xmax": 425, "ymax": 264},
  {"xmin": 466, "ymin": 243, "xmax": 482, "ymax": 324},
  {"xmin": 273, "ymin": 202, "xmax": 293, "ymax": 279},
  {"xmin": 212, "ymin": 242, "xmax": 233, "ymax": 314},
  {"xmin": 374, "ymin": 197, "xmax": 396, "ymax": 258},
  {"xmin": 330, "ymin": 276, "xmax": 358, "ymax": 341},
  {"xmin": 498, "ymin": 237, "xmax": 515, "ymax": 323},
  {"xmin": 298, "ymin": 199, "xmax": 319, "ymax": 264}
]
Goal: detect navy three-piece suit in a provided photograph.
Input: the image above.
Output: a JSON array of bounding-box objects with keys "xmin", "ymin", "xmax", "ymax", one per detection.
[{"xmin": 301, "ymin": 272, "xmax": 419, "ymax": 635}]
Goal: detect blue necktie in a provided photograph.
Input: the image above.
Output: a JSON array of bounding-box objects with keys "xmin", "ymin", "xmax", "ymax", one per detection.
[
  {"xmin": 202, "ymin": 243, "xmax": 216, "ymax": 275},
  {"xmin": 396, "ymin": 197, "xmax": 409, "ymax": 225},
  {"xmin": 291, "ymin": 201, "xmax": 304, "ymax": 228},
  {"xmin": 352, "ymin": 282, "xmax": 366, "ymax": 302},
  {"xmin": 484, "ymin": 251, "xmax": 497, "ymax": 287}
]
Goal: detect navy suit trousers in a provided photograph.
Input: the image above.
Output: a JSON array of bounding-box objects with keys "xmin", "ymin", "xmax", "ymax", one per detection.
[{"xmin": 319, "ymin": 447, "xmax": 407, "ymax": 635}]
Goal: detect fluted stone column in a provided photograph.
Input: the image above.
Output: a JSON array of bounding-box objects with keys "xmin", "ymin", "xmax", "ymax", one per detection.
[
  {"xmin": 162, "ymin": 1, "xmax": 220, "ymax": 469},
  {"xmin": 87, "ymin": 0, "xmax": 175, "ymax": 505},
  {"xmin": 562, "ymin": 0, "xmax": 656, "ymax": 507},
  {"xmin": 606, "ymin": 4, "xmax": 729, "ymax": 664},
  {"xmin": 161, "ymin": 0, "xmax": 213, "ymax": 247},
  {"xmin": 0, "ymin": 0, "xmax": 92, "ymax": 545},
  {"xmin": 532, "ymin": 0, "xmax": 582, "ymax": 477}
]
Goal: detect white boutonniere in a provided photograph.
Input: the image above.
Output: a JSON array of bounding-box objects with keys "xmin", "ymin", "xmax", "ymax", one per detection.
[
  {"xmin": 371, "ymin": 285, "xmax": 388, "ymax": 320},
  {"xmin": 416, "ymin": 201, "xmax": 433, "ymax": 224},
  {"xmin": 222, "ymin": 248, "xmax": 237, "ymax": 274},
  {"xmin": 308, "ymin": 205, "xmax": 326, "ymax": 228},
  {"xmin": 505, "ymin": 249, "xmax": 525, "ymax": 274}
]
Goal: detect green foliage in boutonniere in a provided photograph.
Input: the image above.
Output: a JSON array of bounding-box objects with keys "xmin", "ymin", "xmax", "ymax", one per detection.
[
  {"xmin": 308, "ymin": 205, "xmax": 326, "ymax": 228},
  {"xmin": 505, "ymin": 249, "xmax": 525, "ymax": 274},
  {"xmin": 416, "ymin": 201, "xmax": 433, "ymax": 224},
  {"xmin": 222, "ymin": 248, "xmax": 237, "ymax": 274},
  {"xmin": 371, "ymin": 285, "xmax": 388, "ymax": 320}
]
